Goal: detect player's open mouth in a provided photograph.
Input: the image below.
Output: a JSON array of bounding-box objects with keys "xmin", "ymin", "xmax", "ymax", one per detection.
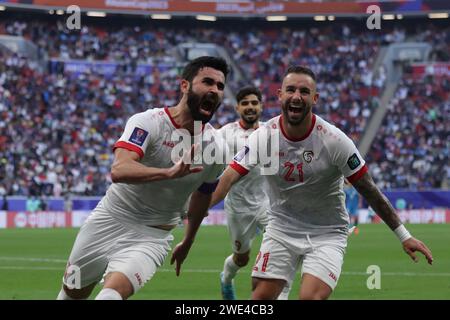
[
  {"xmin": 199, "ymin": 107, "xmax": 212, "ymax": 116},
  {"xmin": 244, "ymin": 110, "xmax": 257, "ymax": 115},
  {"xmin": 199, "ymin": 94, "xmax": 219, "ymax": 116},
  {"xmin": 288, "ymin": 104, "xmax": 303, "ymax": 114},
  {"xmin": 199, "ymin": 102, "xmax": 215, "ymax": 116}
]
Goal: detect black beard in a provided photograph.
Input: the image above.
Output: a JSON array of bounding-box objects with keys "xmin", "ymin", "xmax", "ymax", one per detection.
[
  {"xmin": 241, "ymin": 115, "xmax": 258, "ymax": 125},
  {"xmin": 282, "ymin": 99, "xmax": 311, "ymax": 126},
  {"xmin": 187, "ymin": 89, "xmax": 220, "ymax": 124}
]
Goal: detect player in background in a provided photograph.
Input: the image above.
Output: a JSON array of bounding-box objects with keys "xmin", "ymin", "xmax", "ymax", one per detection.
[
  {"xmin": 211, "ymin": 86, "xmax": 290, "ymax": 299},
  {"xmin": 57, "ymin": 56, "xmax": 229, "ymax": 300},
  {"xmin": 344, "ymin": 179, "xmax": 361, "ymax": 235},
  {"xmin": 212, "ymin": 65, "xmax": 433, "ymax": 300}
]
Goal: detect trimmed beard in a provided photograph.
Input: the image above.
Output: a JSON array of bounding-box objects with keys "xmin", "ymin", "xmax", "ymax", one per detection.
[
  {"xmin": 241, "ymin": 114, "xmax": 259, "ymax": 125},
  {"xmin": 281, "ymin": 99, "xmax": 311, "ymax": 126},
  {"xmin": 187, "ymin": 87, "xmax": 220, "ymax": 124}
]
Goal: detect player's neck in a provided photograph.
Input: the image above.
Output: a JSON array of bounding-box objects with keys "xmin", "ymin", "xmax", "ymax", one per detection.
[
  {"xmin": 167, "ymin": 104, "xmax": 198, "ymax": 135},
  {"xmin": 239, "ymin": 119, "xmax": 259, "ymax": 130},
  {"xmin": 282, "ymin": 112, "xmax": 314, "ymax": 141}
]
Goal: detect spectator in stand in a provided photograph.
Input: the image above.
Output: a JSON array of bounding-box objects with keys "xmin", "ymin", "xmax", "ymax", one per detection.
[{"xmin": 0, "ymin": 17, "xmax": 448, "ymax": 195}]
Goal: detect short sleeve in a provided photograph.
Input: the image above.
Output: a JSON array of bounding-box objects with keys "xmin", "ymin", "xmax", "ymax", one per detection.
[
  {"xmin": 113, "ymin": 111, "xmax": 156, "ymax": 159},
  {"xmin": 332, "ymin": 133, "xmax": 368, "ymax": 184},
  {"xmin": 229, "ymin": 129, "xmax": 261, "ymax": 176}
]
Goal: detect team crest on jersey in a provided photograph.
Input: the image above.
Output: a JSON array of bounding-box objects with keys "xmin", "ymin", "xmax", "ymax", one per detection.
[
  {"xmin": 347, "ymin": 153, "xmax": 361, "ymax": 170},
  {"xmin": 234, "ymin": 146, "xmax": 249, "ymax": 162},
  {"xmin": 303, "ymin": 151, "xmax": 314, "ymax": 163},
  {"xmin": 129, "ymin": 127, "xmax": 148, "ymax": 146}
]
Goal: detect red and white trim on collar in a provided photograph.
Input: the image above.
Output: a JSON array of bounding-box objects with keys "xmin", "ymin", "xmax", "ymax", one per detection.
[
  {"xmin": 238, "ymin": 120, "xmax": 259, "ymax": 131},
  {"xmin": 164, "ymin": 107, "xmax": 206, "ymax": 131},
  {"xmin": 164, "ymin": 107, "xmax": 181, "ymax": 129},
  {"xmin": 279, "ymin": 114, "xmax": 316, "ymax": 142}
]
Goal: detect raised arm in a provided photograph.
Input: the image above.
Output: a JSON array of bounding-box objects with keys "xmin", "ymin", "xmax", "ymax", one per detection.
[
  {"xmin": 209, "ymin": 166, "xmax": 244, "ymax": 208},
  {"xmin": 352, "ymin": 172, "xmax": 433, "ymax": 265},
  {"xmin": 111, "ymin": 144, "xmax": 203, "ymax": 183},
  {"xmin": 170, "ymin": 190, "xmax": 212, "ymax": 276}
]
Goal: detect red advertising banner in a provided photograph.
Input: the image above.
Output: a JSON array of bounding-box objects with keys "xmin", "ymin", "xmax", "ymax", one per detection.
[
  {"xmin": 0, "ymin": 0, "xmax": 447, "ymax": 16},
  {"xmin": 6, "ymin": 211, "xmax": 72, "ymax": 228},
  {"xmin": 31, "ymin": 1, "xmax": 359, "ymax": 15},
  {"xmin": 1, "ymin": 209, "xmax": 449, "ymax": 228},
  {"xmin": 26, "ymin": 0, "xmax": 449, "ymax": 15},
  {"xmin": 370, "ymin": 209, "xmax": 450, "ymax": 224},
  {"xmin": 410, "ymin": 63, "xmax": 450, "ymax": 78}
]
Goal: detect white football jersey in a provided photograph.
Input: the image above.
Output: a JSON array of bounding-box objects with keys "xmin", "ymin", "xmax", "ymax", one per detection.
[
  {"xmin": 231, "ymin": 114, "xmax": 368, "ymax": 237},
  {"xmin": 100, "ymin": 107, "xmax": 226, "ymax": 226},
  {"xmin": 218, "ymin": 121, "xmax": 269, "ymax": 214}
]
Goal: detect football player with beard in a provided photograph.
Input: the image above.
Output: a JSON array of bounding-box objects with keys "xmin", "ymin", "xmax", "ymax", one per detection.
[
  {"xmin": 211, "ymin": 65, "xmax": 433, "ymax": 300},
  {"xmin": 57, "ymin": 56, "xmax": 229, "ymax": 300},
  {"xmin": 212, "ymin": 86, "xmax": 291, "ymax": 300}
]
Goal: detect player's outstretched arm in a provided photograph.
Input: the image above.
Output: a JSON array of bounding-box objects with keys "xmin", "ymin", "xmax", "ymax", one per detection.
[
  {"xmin": 170, "ymin": 190, "xmax": 211, "ymax": 276},
  {"xmin": 209, "ymin": 166, "xmax": 243, "ymax": 208},
  {"xmin": 352, "ymin": 172, "xmax": 433, "ymax": 265},
  {"xmin": 111, "ymin": 144, "xmax": 203, "ymax": 183}
]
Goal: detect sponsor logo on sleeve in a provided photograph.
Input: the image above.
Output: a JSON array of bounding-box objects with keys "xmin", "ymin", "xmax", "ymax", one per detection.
[
  {"xmin": 347, "ymin": 153, "xmax": 361, "ymax": 170},
  {"xmin": 129, "ymin": 127, "xmax": 148, "ymax": 146},
  {"xmin": 233, "ymin": 146, "xmax": 249, "ymax": 162}
]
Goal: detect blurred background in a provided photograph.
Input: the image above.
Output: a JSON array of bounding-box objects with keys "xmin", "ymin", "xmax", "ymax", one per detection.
[
  {"xmin": 0, "ymin": 0, "xmax": 448, "ymax": 300},
  {"xmin": 0, "ymin": 0, "xmax": 448, "ymax": 225}
]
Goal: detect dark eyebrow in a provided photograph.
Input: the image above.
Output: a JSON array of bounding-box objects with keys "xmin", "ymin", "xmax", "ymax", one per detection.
[
  {"xmin": 203, "ymin": 77, "xmax": 225, "ymax": 90},
  {"xmin": 286, "ymin": 85, "xmax": 311, "ymax": 92}
]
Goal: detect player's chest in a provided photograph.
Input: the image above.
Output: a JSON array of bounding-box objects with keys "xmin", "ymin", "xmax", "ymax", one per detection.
[
  {"xmin": 273, "ymin": 143, "xmax": 333, "ymax": 187},
  {"xmin": 225, "ymin": 130, "xmax": 252, "ymax": 153},
  {"xmin": 142, "ymin": 132, "xmax": 217, "ymax": 183}
]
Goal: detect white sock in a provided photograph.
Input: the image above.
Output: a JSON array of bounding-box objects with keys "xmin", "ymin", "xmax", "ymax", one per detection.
[
  {"xmin": 56, "ymin": 288, "xmax": 74, "ymax": 300},
  {"xmin": 222, "ymin": 255, "xmax": 241, "ymax": 284},
  {"xmin": 277, "ymin": 283, "xmax": 291, "ymax": 300},
  {"xmin": 95, "ymin": 288, "xmax": 123, "ymax": 300}
]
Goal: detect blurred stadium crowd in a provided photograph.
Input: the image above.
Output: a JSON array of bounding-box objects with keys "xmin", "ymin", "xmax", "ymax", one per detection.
[{"xmin": 0, "ymin": 16, "xmax": 448, "ymax": 198}]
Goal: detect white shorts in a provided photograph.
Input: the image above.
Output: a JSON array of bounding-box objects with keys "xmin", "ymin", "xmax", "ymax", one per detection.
[
  {"xmin": 226, "ymin": 209, "xmax": 269, "ymax": 254},
  {"xmin": 62, "ymin": 208, "xmax": 174, "ymax": 293},
  {"xmin": 251, "ymin": 231, "xmax": 347, "ymax": 290}
]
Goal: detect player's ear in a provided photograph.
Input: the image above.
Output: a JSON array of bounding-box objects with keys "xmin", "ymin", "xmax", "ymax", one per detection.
[
  {"xmin": 277, "ymin": 88, "xmax": 282, "ymax": 101},
  {"xmin": 313, "ymin": 92, "xmax": 319, "ymax": 105},
  {"xmin": 180, "ymin": 79, "xmax": 190, "ymax": 94}
]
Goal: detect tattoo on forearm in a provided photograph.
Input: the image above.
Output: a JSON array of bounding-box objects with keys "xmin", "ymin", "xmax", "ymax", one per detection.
[{"xmin": 353, "ymin": 173, "xmax": 402, "ymax": 231}]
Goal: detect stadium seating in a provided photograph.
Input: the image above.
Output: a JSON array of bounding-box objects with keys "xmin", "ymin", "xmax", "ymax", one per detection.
[{"xmin": 0, "ymin": 16, "xmax": 448, "ymax": 196}]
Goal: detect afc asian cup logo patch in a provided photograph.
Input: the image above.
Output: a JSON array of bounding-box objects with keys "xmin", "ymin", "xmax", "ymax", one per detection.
[
  {"xmin": 303, "ymin": 151, "xmax": 314, "ymax": 163},
  {"xmin": 233, "ymin": 146, "xmax": 249, "ymax": 162},
  {"xmin": 129, "ymin": 127, "xmax": 148, "ymax": 146},
  {"xmin": 347, "ymin": 153, "xmax": 361, "ymax": 170}
]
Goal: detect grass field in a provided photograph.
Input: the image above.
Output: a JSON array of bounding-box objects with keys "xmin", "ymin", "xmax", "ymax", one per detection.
[{"xmin": 0, "ymin": 224, "xmax": 449, "ymax": 300}]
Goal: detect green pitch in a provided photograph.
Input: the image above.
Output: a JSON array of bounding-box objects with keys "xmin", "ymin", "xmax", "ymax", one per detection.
[{"xmin": 0, "ymin": 224, "xmax": 449, "ymax": 300}]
